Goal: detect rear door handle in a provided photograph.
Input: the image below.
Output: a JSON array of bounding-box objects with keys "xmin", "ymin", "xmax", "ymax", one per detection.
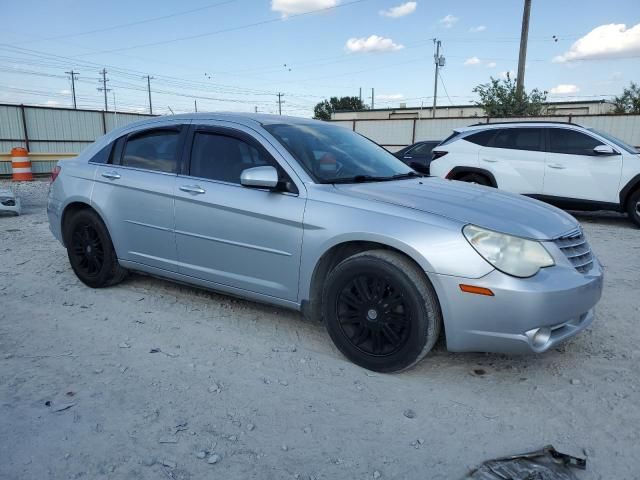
[
  {"xmin": 179, "ymin": 185, "xmax": 206, "ymax": 194},
  {"xmin": 101, "ymin": 171, "xmax": 121, "ymax": 180},
  {"xmin": 482, "ymin": 158, "xmax": 498, "ymax": 163},
  {"xmin": 548, "ymin": 164, "xmax": 566, "ymax": 169},
  {"xmin": 404, "ymin": 156, "xmax": 413, "ymax": 159}
]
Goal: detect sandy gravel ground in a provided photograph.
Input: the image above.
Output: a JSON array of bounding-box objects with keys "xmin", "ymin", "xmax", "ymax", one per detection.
[{"xmin": 1, "ymin": 180, "xmax": 639, "ymax": 480}]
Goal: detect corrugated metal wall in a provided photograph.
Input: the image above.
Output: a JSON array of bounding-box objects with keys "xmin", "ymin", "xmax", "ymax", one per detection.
[
  {"xmin": 333, "ymin": 115, "xmax": 640, "ymax": 152},
  {"xmin": 0, "ymin": 104, "xmax": 155, "ymax": 154}
]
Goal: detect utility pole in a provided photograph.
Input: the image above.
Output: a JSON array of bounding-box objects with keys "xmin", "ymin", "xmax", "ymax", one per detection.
[
  {"xmin": 277, "ymin": 93, "xmax": 284, "ymax": 115},
  {"xmin": 516, "ymin": 0, "xmax": 532, "ymax": 98},
  {"xmin": 359, "ymin": 87, "xmax": 362, "ymax": 104},
  {"xmin": 97, "ymin": 69, "xmax": 111, "ymax": 112},
  {"xmin": 65, "ymin": 70, "xmax": 79, "ymax": 109},
  {"xmin": 194, "ymin": 100, "xmax": 198, "ymax": 112},
  {"xmin": 371, "ymin": 88, "xmax": 374, "ymax": 109},
  {"xmin": 144, "ymin": 75, "xmax": 154, "ymax": 114},
  {"xmin": 432, "ymin": 39, "xmax": 441, "ymax": 118}
]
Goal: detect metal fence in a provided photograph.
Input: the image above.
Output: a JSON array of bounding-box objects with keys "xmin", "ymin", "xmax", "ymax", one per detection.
[
  {"xmin": 331, "ymin": 114, "xmax": 640, "ymax": 152},
  {"xmin": 0, "ymin": 103, "xmax": 155, "ymax": 176}
]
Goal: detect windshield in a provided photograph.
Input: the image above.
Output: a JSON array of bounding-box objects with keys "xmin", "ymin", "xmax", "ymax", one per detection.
[
  {"xmin": 588, "ymin": 128, "xmax": 638, "ymax": 154},
  {"xmin": 263, "ymin": 122, "xmax": 415, "ymax": 183}
]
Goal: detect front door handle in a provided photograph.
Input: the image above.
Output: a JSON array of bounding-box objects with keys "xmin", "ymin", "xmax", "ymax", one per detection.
[
  {"xmin": 548, "ymin": 164, "xmax": 566, "ymax": 170},
  {"xmin": 101, "ymin": 171, "xmax": 121, "ymax": 180},
  {"xmin": 179, "ymin": 185, "xmax": 206, "ymax": 194},
  {"xmin": 482, "ymin": 158, "xmax": 498, "ymax": 163}
]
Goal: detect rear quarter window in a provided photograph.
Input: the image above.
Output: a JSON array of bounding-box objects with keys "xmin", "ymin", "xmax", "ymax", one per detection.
[
  {"xmin": 464, "ymin": 130, "xmax": 497, "ymax": 146},
  {"xmin": 90, "ymin": 143, "xmax": 113, "ymax": 164}
]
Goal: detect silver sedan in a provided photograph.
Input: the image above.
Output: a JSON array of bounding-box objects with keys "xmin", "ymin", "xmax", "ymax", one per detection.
[{"xmin": 47, "ymin": 113, "xmax": 603, "ymax": 372}]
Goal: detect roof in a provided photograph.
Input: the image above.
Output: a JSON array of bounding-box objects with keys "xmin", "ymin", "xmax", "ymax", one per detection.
[
  {"xmin": 334, "ymin": 99, "xmax": 613, "ymax": 114},
  {"xmin": 162, "ymin": 112, "xmax": 317, "ymax": 126},
  {"xmin": 455, "ymin": 120, "xmax": 585, "ymax": 132}
]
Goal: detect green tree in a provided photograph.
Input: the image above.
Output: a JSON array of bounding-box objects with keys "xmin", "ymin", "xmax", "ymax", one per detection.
[
  {"xmin": 313, "ymin": 96, "xmax": 368, "ymax": 120},
  {"xmin": 613, "ymin": 82, "xmax": 640, "ymax": 114},
  {"xmin": 473, "ymin": 73, "xmax": 547, "ymax": 117}
]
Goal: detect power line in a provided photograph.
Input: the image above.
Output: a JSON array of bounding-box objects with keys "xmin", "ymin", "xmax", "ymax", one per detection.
[
  {"xmin": 70, "ymin": 0, "xmax": 371, "ymax": 57},
  {"xmin": 15, "ymin": 0, "xmax": 236, "ymax": 45}
]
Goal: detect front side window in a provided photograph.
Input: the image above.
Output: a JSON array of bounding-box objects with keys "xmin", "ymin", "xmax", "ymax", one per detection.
[
  {"xmin": 264, "ymin": 123, "xmax": 413, "ymax": 183},
  {"xmin": 121, "ymin": 130, "xmax": 180, "ymax": 173},
  {"xmin": 548, "ymin": 128, "xmax": 602, "ymax": 155},
  {"xmin": 190, "ymin": 132, "xmax": 272, "ymax": 184},
  {"xmin": 492, "ymin": 128, "xmax": 544, "ymax": 152}
]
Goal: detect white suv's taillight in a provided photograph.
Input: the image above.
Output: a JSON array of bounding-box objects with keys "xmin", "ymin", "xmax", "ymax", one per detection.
[
  {"xmin": 51, "ymin": 165, "xmax": 61, "ymax": 183},
  {"xmin": 432, "ymin": 150, "xmax": 448, "ymax": 160}
]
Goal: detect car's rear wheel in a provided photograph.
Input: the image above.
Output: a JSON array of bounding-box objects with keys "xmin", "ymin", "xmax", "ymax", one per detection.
[
  {"xmin": 458, "ymin": 173, "xmax": 491, "ymax": 186},
  {"xmin": 627, "ymin": 189, "xmax": 640, "ymax": 227},
  {"xmin": 322, "ymin": 250, "xmax": 441, "ymax": 373},
  {"xmin": 64, "ymin": 209, "xmax": 127, "ymax": 288}
]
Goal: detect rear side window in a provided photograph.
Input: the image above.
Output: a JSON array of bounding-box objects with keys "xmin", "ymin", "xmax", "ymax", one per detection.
[
  {"xmin": 90, "ymin": 143, "xmax": 113, "ymax": 164},
  {"xmin": 409, "ymin": 142, "xmax": 435, "ymax": 155},
  {"xmin": 190, "ymin": 132, "xmax": 272, "ymax": 184},
  {"xmin": 465, "ymin": 130, "xmax": 496, "ymax": 147},
  {"xmin": 121, "ymin": 130, "xmax": 180, "ymax": 173},
  {"xmin": 492, "ymin": 128, "xmax": 544, "ymax": 152},
  {"xmin": 548, "ymin": 128, "xmax": 602, "ymax": 155}
]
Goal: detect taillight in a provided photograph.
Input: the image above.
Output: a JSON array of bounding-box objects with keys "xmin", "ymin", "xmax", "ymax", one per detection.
[
  {"xmin": 51, "ymin": 165, "xmax": 61, "ymax": 183},
  {"xmin": 432, "ymin": 150, "xmax": 448, "ymax": 160}
]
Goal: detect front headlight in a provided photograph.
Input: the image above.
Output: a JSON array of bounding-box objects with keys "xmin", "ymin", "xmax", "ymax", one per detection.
[{"xmin": 463, "ymin": 225, "xmax": 554, "ymax": 278}]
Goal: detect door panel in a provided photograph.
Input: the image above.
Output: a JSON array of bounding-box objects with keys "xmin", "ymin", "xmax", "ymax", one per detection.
[
  {"xmin": 543, "ymin": 128, "xmax": 623, "ymax": 203},
  {"xmin": 92, "ymin": 165, "xmax": 178, "ymax": 270},
  {"xmin": 478, "ymin": 128, "xmax": 546, "ymax": 193},
  {"xmin": 173, "ymin": 124, "xmax": 305, "ymax": 301},
  {"xmin": 90, "ymin": 125, "xmax": 186, "ymax": 272}
]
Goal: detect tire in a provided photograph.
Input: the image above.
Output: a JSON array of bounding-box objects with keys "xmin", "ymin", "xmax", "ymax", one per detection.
[
  {"xmin": 63, "ymin": 209, "xmax": 127, "ymax": 288},
  {"xmin": 627, "ymin": 189, "xmax": 640, "ymax": 227},
  {"xmin": 322, "ymin": 250, "xmax": 442, "ymax": 373},
  {"xmin": 458, "ymin": 173, "xmax": 491, "ymax": 186}
]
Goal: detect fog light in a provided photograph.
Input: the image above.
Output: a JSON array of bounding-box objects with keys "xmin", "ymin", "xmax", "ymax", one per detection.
[{"xmin": 530, "ymin": 327, "xmax": 551, "ymax": 348}]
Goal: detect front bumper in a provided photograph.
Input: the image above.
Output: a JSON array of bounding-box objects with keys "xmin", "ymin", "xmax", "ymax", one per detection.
[{"xmin": 430, "ymin": 260, "xmax": 603, "ymax": 354}]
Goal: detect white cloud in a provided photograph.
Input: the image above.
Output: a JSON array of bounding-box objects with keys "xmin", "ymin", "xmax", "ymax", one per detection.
[
  {"xmin": 377, "ymin": 93, "xmax": 405, "ymax": 101},
  {"xmin": 610, "ymin": 71, "xmax": 623, "ymax": 80},
  {"xmin": 464, "ymin": 56, "xmax": 482, "ymax": 66},
  {"xmin": 59, "ymin": 89, "xmax": 71, "ymax": 95},
  {"xmin": 345, "ymin": 35, "xmax": 404, "ymax": 53},
  {"xmin": 45, "ymin": 100, "xmax": 59, "ymax": 106},
  {"xmin": 549, "ymin": 84, "xmax": 580, "ymax": 94},
  {"xmin": 469, "ymin": 25, "xmax": 486, "ymax": 33},
  {"xmin": 379, "ymin": 1, "xmax": 417, "ymax": 18},
  {"xmin": 486, "ymin": 61, "xmax": 497, "ymax": 68},
  {"xmin": 553, "ymin": 23, "xmax": 640, "ymax": 62},
  {"xmin": 271, "ymin": 0, "xmax": 338, "ymax": 17},
  {"xmin": 439, "ymin": 14, "xmax": 458, "ymax": 28}
]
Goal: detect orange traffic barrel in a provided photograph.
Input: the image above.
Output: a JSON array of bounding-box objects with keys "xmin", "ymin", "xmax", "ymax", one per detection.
[{"xmin": 11, "ymin": 147, "xmax": 33, "ymax": 181}]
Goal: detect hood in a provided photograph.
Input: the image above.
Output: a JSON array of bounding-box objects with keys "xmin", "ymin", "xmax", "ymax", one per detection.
[{"xmin": 335, "ymin": 177, "xmax": 578, "ymax": 240}]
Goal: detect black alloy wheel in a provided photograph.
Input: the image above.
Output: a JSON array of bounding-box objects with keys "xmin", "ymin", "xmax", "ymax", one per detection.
[
  {"xmin": 70, "ymin": 223, "xmax": 105, "ymax": 278},
  {"xmin": 336, "ymin": 274, "xmax": 412, "ymax": 356}
]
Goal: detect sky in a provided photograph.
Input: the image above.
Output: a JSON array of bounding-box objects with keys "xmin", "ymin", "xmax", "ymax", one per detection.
[{"xmin": 1, "ymin": 0, "xmax": 639, "ymax": 117}]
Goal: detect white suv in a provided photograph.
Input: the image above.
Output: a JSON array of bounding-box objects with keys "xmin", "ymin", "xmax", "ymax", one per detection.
[{"xmin": 429, "ymin": 121, "xmax": 640, "ymax": 226}]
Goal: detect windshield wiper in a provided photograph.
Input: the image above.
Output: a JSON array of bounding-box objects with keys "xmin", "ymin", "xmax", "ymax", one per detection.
[{"xmin": 323, "ymin": 171, "xmax": 425, "ymax": 184}]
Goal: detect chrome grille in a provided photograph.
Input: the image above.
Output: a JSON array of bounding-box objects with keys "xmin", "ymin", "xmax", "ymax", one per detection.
[{"xmin": 554, "ymin": 229, "xmax": 593, "ymax": 274}]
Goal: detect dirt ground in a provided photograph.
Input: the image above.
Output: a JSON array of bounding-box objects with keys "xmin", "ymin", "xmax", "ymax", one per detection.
[{"xmin": 1, "ymin": 179, "xmax": 639, "ymax": 480}]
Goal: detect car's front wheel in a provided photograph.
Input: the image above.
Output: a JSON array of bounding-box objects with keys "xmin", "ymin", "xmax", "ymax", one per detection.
[
  {"xmin": 64, "ymin": 209, "xmax": 127, "ymax": 288},
  {"xmin": 322, "ymin": 250, "xmax": 441, "ymax": 373},
  {"xmin": 627, "ymin": 189, "xmax": 640, "ymax": 227}
]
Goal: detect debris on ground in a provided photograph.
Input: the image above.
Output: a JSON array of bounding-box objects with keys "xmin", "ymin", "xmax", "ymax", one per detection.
[
  {"xmin": 467, "ymin": 445, "xmax": 586, "ymax": 479},
  {"xmin": 403, "ymin": 409, "xmax": 416, "ymax": 419}
]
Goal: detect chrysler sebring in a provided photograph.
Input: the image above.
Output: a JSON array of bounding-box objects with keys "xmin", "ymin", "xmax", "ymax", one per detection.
[{"xmin": 47, "ymin": 114, "xmax": 603, "ymax": 372}]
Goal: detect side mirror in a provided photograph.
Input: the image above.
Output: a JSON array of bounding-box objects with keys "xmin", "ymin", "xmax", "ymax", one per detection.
[
  {"xmin": 240, "ymin": 166, "xmax": 279, "ymax": 189},
  {"xmin": 593, "ymin": 144, "xmax": 616, "ymax": 155}
]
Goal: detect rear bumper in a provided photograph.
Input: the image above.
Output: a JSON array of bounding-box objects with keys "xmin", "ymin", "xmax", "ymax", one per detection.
[
  {"xmin": 47, "ymin": 194, "xmax": 64, "ymax": 244},
  {"xmin": 430, "ymin": 260, "xmax": 603, "ymax": 354}
]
